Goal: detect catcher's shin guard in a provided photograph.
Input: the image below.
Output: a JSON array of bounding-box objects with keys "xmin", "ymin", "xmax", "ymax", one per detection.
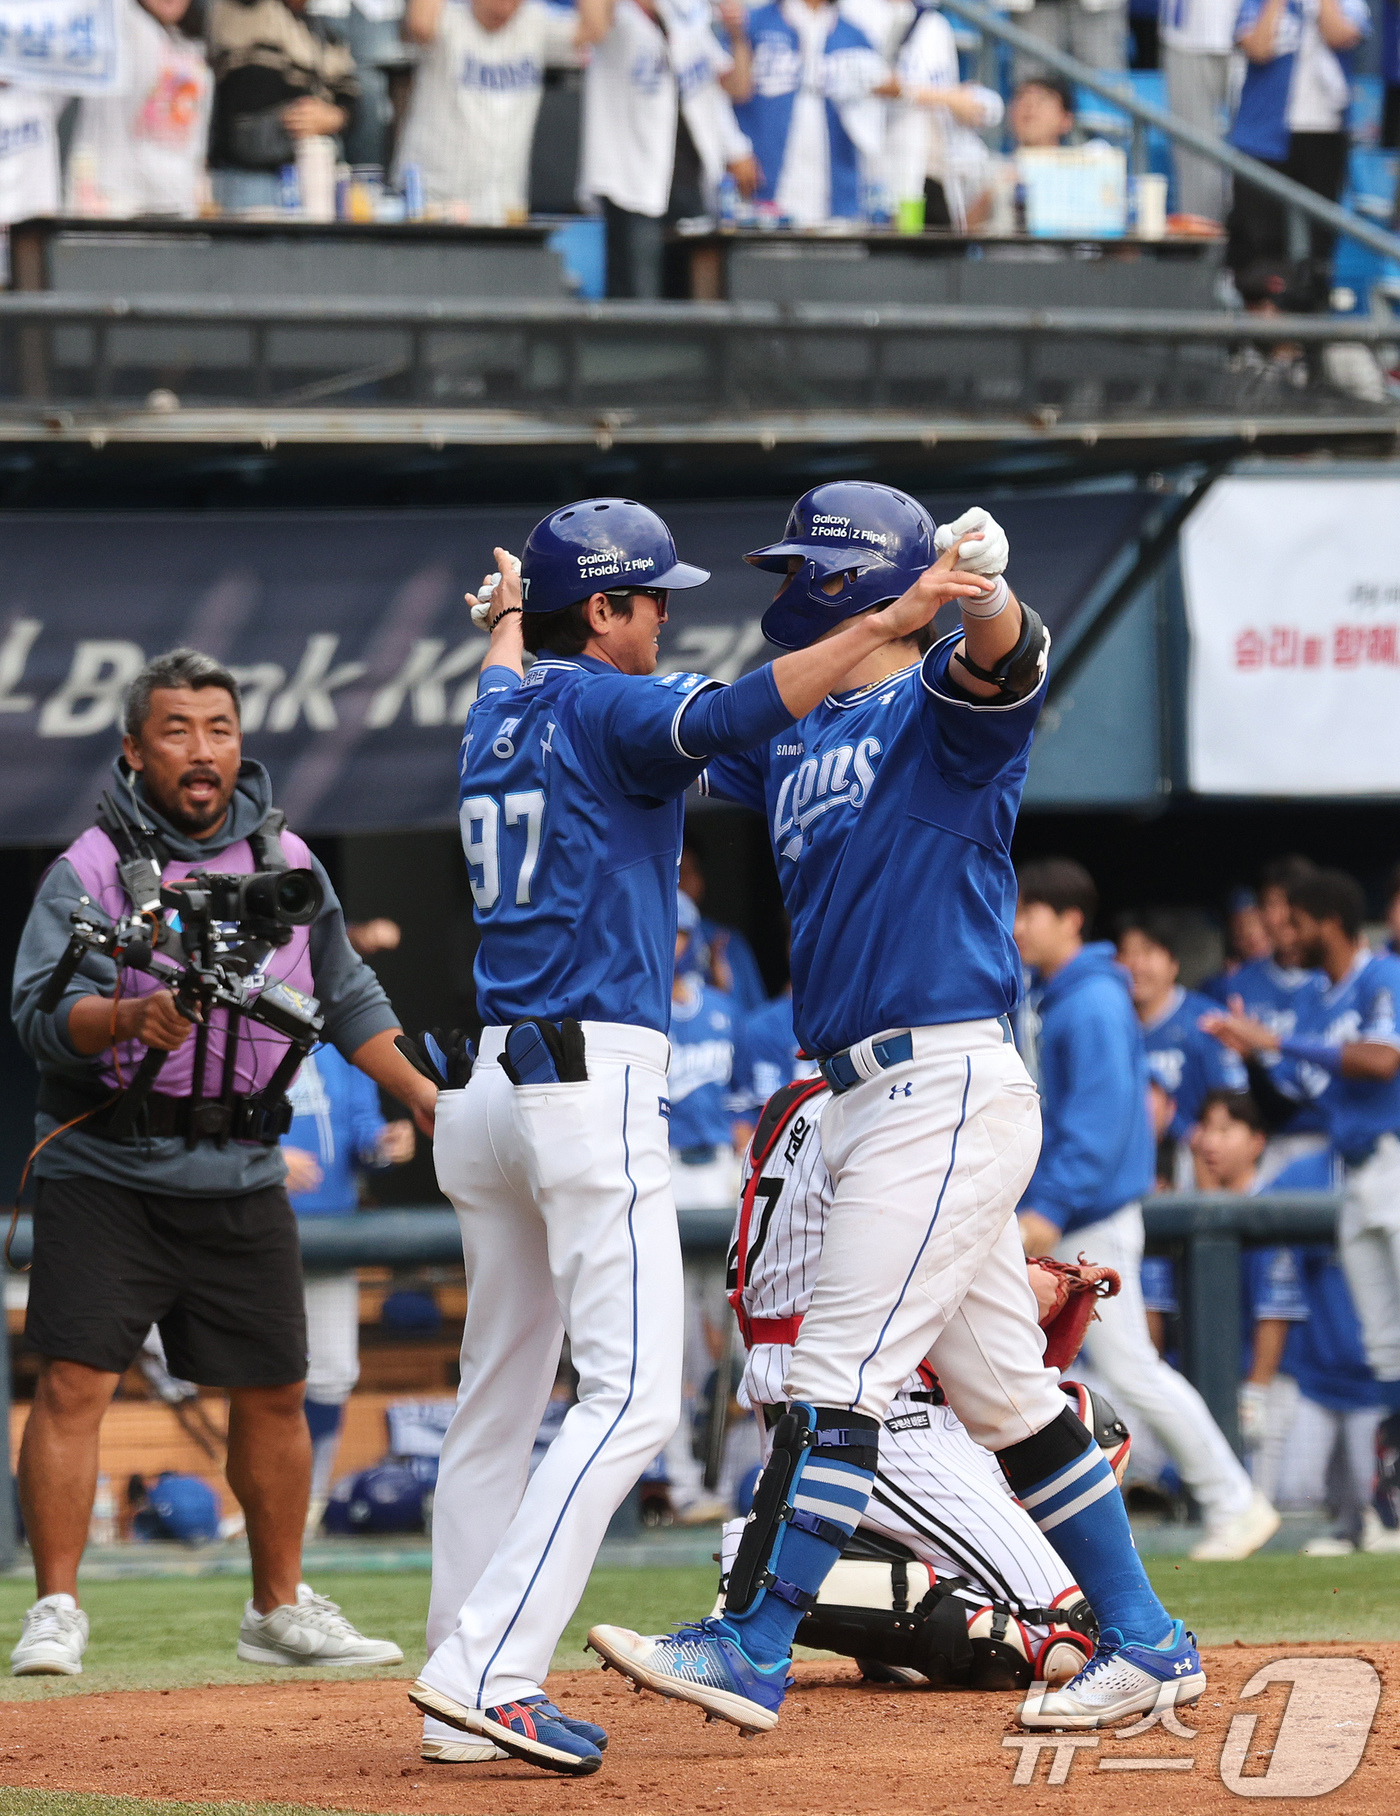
[
  {"xmin": 795, "ymin": 1559, "xmax": 1095, "ymax": 1691},
  {"xmin": 724, "ymin": 1403, "xmax": 878, "ymax": 1620}
]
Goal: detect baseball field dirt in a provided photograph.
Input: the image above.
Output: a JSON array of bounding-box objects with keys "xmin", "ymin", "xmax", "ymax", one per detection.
[{"xmin": 1, "ymin": 1643, "xmax": 1394, "ymax": 1814}]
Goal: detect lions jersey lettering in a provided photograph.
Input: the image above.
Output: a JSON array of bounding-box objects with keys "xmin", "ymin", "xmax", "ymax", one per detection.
[
  {"xmin": 772, "ymin": 738, "xmax": 881, "ymax": 862},
  {"xmin": 666, "ymin": 979, "xmax": 740, "ymax": 1150},
  {"xmin": 458, "ymin": 658, "xmax": 721, "ymax": 1034},
  {"xmin": 1286, "ymin": 950, "xmax": 1400, "ymax": 1157},
  {"xmin": 1222, "ymin": 956, "xmax": 1328, "ymax": 1134},
  {"xmin": 701, "ymin": 631, "xmax": 1046, "ymax": 1057},
  {"xmin": 1141, "ymin": 985, "xmax": 1246, "ymax": 1138}
]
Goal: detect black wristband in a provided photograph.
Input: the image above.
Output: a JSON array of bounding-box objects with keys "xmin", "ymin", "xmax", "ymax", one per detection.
[{"xmin": 489, "ymin": 606, "xmax": 523, "ymax": 629}]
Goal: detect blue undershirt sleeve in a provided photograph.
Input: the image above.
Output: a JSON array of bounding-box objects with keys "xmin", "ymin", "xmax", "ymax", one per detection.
[{"xmin": 674, "ymin": 665, "xmax": 793, "ymax": 759}]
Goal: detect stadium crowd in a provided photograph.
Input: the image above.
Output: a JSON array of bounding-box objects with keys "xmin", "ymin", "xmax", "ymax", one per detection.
[
  {"xmin": 654, "ymin": 843, "xmax": 1400, "ymax": 1556},
  {"xmin": 0, "ymin": 0, "xmax": 1392, "ymax": 301}
]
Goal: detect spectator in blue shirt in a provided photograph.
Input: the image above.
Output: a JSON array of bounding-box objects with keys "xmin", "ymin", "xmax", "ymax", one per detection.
[{"xmin": 284, "ymin": 1043, "xmax": 416, "ymax": 1524}]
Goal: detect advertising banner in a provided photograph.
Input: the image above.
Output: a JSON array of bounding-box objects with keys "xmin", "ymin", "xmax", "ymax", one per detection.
[
  {"xmin": 1183, "ymin": 475, "xmax": 1400, "ymax": 798},
  {"xmin": 0, "ymin": 492, "xmax": 1153, "ymax": 843}
]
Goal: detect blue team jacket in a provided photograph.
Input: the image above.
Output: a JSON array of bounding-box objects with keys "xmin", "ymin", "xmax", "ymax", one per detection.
[
  {"xmin": 285, "ymin": 1044, "xmax": 386, "ymax": 1217},
  {"xmin": 1023, "ymin": 942, "xmax": 1155, "ymax": 1236}
]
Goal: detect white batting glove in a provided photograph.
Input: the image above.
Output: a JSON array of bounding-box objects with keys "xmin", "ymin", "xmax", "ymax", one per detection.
[
  {"xmin": 934, "ymin": 507, "xmax": 1009, "ymax": 578},
  {"xmin": 470, "ymin": 551, "xmax": 522, "ymax": 629}
]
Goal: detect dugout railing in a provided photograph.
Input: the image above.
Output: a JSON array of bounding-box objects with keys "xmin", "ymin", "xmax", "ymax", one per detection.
[{"xmin": 0, "ymin": 1190, "xmax": 1340, "ymax": 1572}]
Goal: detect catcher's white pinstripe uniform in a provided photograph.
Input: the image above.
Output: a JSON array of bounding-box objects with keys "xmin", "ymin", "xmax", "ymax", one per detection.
[{"xmin": 727, "ymin": 1080, "xmax": 1079, "ymax": 1628}]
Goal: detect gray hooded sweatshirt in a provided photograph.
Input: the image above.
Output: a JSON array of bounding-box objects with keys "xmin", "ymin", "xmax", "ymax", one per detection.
[{"xmin": 12, "ymin": 758, "xmax": 399, "ymax": 1197}]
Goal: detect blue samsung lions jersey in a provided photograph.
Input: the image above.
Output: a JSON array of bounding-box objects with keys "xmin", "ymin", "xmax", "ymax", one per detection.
[
  {"xmin": 1289, "ymin": 950, "xmax": 1400, "ymax": 1160},
  {"xmin": 667, "ymin": 980, "xmax": 739, "ymax": 1149},
  {"xmin": 1225, "ymin": 957, "xmax": 1328, "ymax": 1134},
  {"xmin": 460, "ymin": 658, "xmax": 719, "ymax": 1033},
  {"xmin": 700, "ymin": 632, "xmax": 1043, "ymax": 1055},
  {"xmin": 1141, "ymin": 984, "xmax": 1246, "ymax": 1137},
  {"xmin": 733, "ymin": 990, "xmax": 818, "ymax": 1111}
]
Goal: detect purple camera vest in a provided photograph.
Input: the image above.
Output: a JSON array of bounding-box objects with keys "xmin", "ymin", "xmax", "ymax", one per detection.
[{"xmin": 62, "ymin": 824, "xmax": 318, "ymax": 1098}]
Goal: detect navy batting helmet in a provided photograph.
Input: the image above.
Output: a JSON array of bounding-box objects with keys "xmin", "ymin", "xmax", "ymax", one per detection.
[
  {"xmin": 749, "ymin": 482, "xmax": 938, "ymax": 651},
  {"xmin": 519, "ymin": 498, "xmax": 709, "ymax": 617}
]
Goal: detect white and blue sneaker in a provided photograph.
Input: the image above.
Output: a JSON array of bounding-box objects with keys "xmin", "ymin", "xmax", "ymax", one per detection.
[
  {"xmin": 410, "ymin": 1680, "xmax": 603, "ymax": 1776},
  {"xmin": 1019, "ymin": 1620, "xmax": 1205, "ymax": 1730},
  {"xmin": 587, "ymin": 1619, "xmax": 791, "ymax": 1734}
]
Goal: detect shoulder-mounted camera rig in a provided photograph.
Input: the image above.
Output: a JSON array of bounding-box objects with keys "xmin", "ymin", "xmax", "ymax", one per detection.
[{"xmin": 37, "ymin": 793, "xmax": 327, "ymax": 1148}]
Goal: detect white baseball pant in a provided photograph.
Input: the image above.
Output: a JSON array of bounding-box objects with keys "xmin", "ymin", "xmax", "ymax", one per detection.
[
  {"xmin": 303, "ymin": 1270, "xmax": 361, "ymax": 1405},
  {"xmin": 1054, "ymin": 1204, "xmax": 1255, "ymax": 1524},
  {"xmin": 785, "ymin": 1020, "xmax": 1064, "ymax": 1449},
  {"xmin": 1339, "ymin": 1135, "xmax": 1400, "ymax": 1386},
  {"xmin": 421, "ymin": 1022, "xmax": 683, "ymax": 1708},
  {"xmin": 1274, "ymin": 1392, "xmax": 1381, "ymax": 1521}
]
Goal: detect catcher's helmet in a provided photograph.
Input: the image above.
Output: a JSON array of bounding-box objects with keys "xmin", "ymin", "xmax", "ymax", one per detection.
[
  {"xmin": 519, "ymin": 498, "xmax": 709, "ymax": 617},
  {"xmin": 749, "ymin": 481, "xmax": 938, "ymax": 651}
]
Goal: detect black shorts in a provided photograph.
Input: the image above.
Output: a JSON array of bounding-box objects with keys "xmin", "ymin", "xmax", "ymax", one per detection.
[{"xmin": 26, "ymin": 1175, "xmax": 308, "ymax": 1388}]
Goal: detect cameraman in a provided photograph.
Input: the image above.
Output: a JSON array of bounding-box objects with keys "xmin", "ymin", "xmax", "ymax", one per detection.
[{"xmin": 9, "ymin": 647, "xmax": 435, "ymax": 1677}]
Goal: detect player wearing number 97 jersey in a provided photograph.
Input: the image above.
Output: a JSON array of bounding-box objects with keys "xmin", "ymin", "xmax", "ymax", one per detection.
[{"xmin": 413, "ymin": 497, "xmax": 973, "ymax": 1776}]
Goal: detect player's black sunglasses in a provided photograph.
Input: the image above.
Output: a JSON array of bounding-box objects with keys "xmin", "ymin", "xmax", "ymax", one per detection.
[{"xmin": 604, "ymin": 586, "xmax": 670, "ymax": 608}]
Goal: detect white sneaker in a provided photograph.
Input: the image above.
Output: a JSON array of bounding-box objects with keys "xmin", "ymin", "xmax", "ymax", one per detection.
[
  {"xmin": 672, "ymin": 1495, "xmax": 731, "ymax": 1527},
  {"xmin": 1360, "ymin": 1508, "xmax": 1400, "ymax": 1554},
  {"xmin": 422, "ymin": 1716, "xmax": 508, "ymax": 1763},
  {"xmin": 11, "ymin": 1594, "xmax": 89, "ymax": 1676},
  {"xmin": 1189, "ymin": 1488, "xmax": 1280, "ymax": 1561},
  {"xmin": 1019, "ymin": 1622, "xmax": 1205, "ymax": 1731},
  {"xmin": 237, "ymin": 1583, "xmax": 404, "ymax": 1667},
  {"xmin": 1301, "ymin": 1533, "xmax": 1356, "ymax": 1556}
]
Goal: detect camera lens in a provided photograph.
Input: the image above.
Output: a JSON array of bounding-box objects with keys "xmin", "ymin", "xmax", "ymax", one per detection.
[
  {"xmin": 237, "ymin": 867, "xmax": 324, "ymax": 927},
  {"xmin": 273, "ymin": 869, "xmax": 323, "ymax": 925}
]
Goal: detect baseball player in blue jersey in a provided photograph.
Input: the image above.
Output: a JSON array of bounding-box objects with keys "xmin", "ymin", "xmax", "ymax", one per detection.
[
  {"xmin": 409, "ymin": 498, "xmax": 986, "ymax": 1774},
  {"xmin": 589, "ymin": 482, "xmax": 1201, "ymax": 1734},
  {"xmin": 666, "ymin": 891, "xmax": 745, "ymax": 1524},
  {"xmin": 1209, "ymin": 858, "xmax": 1328, "ymax": 1181},
  {"xmin": 1115, "ymin": 910, "xmax": 1246, "ymax": 1150},
  {"xmin": 1204, "ymin": 868, "xmax": 1400, "ymax": 1475}
]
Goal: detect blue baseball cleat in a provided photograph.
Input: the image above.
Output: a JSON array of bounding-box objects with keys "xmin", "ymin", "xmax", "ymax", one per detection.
[
  {"xmin": 1018, "ymin": 1620, "xmax": 1206, "ymax": 1730},
  {"xmin": 586, "ymin": 1619, "xmax": 791, "ymax": 1734},
  {"xmin": 410, "ymin": 1679, "xmax": 602, "ymax": 1775},
  {"xmin": 527, "ymin": 1695, "xmax": 608, "ymax": 1751}
]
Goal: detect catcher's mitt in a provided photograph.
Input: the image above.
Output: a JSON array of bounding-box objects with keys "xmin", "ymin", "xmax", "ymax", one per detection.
[{"xmin": 1029, "ymin": 1256, "xmax": 1122, "ymax": 1370}]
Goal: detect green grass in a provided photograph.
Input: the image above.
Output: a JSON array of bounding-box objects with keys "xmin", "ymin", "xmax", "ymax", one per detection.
[
  {"xmin": 0, "ymin": 1565, "xmax": 719, "ymax": 1702},
  {"xmin": 1144, "ymin": 1553, "xmax": 1400, "ymax": 1646},
  {"xmin": 0, "ymin": 1553, "xmax": 1392, "ymax": 1708}
]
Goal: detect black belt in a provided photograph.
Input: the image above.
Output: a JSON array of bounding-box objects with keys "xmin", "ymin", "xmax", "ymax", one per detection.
[
  {"xmin": 38, "ymin": 1077, "xmax": 290, "ymax": 1147},
  {"xmin": 677, "ymin": 1144, "xmax": 720, "ymax": 1165}
]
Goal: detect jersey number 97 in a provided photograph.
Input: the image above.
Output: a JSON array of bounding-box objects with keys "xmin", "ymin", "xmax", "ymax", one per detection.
[{"xmin": 460, "ymin": 791, "xmax": 546, "ymax": 910}]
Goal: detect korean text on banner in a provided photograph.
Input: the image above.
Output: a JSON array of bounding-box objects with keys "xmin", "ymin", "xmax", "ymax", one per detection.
[
  {"xmin": 1182, "ymin": 475, "xmax": 1400, "ymax": 798},
  {"xmin": 0, "ymin": 0, "xmax": 122, "ymax": 93}
]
